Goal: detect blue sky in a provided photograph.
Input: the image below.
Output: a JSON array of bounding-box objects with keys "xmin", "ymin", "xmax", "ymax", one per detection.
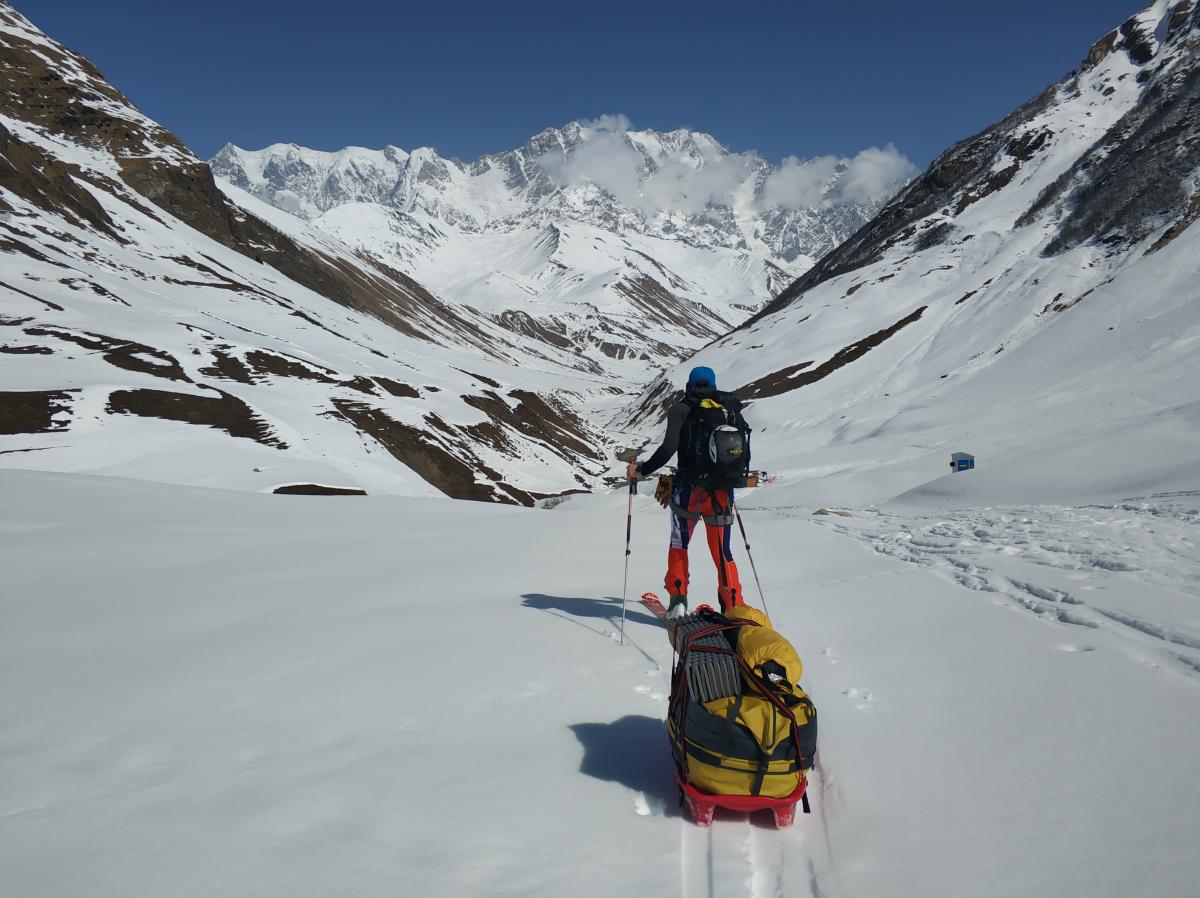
[{"xmin": 17, "ymin": 0, "xmax": 1142, "ymax": 168}]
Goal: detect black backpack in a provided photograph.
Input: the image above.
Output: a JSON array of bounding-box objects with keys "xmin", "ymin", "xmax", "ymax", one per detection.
[{"xmin": 681, "ymin": 391, "xmax": 751, "ymax": 489}]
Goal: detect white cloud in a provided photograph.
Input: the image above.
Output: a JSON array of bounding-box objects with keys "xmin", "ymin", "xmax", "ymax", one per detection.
[
  {"xmin": 578, "ymin": 114, "xmax": 632, "ymax": 134},
  {"xmin": 538, "ymin": 129, "xmax": 644, "ymax": 206},
  {"xmin": 836, "ymin": 144, "xmax": 918, "ymax": 206},
  {"xmin": 761, "ymin": 155, "xmax": 842, "ymax": 209},
  {"xmin": 639, "ymin": 152, "xmax": 758, "ymax": 216},
  {"xmin": 536, "ymin": 115, "xmax": 916, "ymax": 215}
]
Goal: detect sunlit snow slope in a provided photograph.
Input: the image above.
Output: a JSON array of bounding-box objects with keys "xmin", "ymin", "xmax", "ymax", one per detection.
[
  {"xmin": 631, "ymin": 0, "xmax": 1200, "ymax": 510},
  {"xmin": 0, "ymin": 3, "xmax": 615, "ymax": 502}
]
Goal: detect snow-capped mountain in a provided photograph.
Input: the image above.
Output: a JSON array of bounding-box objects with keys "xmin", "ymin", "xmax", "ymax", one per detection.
[
  {"xmin": 0, "ymin": 1, "xmax": 618, "ymax": 502},
  {"xmin": 211, "ymin": 122, "xmax": 908, "ymax": 263},
  {"xmin": 209, "ymin": 123, "xmax": 913, "ymax": 374},
  {"xmin": 632, "ymin": 0, "xmax": 1200, "ymax": 508}
]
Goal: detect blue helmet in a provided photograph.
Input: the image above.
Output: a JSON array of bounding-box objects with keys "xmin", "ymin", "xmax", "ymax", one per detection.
[{"xmin": 687, "ymin": 366, "xmax": 716, "ymax": 389}]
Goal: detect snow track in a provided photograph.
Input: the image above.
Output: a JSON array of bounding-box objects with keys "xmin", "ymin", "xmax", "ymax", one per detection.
[
  {"xmin": 673, "ymin": 778, "xmax": 840, "ymax": 898},
  {"xmin": 807, "ymin": 498, "xmax": 1200, "ymax": 683}
]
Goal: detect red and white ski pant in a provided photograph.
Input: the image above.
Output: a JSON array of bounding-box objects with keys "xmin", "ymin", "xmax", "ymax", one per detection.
[{"xmin": 666, "ymin": 480, "xmax": 744, "ymax": 611}]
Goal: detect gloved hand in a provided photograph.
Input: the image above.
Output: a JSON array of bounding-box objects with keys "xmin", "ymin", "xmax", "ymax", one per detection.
[
  {"xmin": 655, "ymin": 474, "xmax": 673, "ymax": 508},
  {"xmin": 626, "ymin": 460, "xmax": 639, "ymax": 481}
]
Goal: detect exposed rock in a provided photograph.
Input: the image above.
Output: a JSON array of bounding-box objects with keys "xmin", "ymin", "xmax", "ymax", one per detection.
[
  {"xmin": 0, "ymin": 124, "xmax": 119, "ymax": 236},
  {"xmin": 742, "ymin": 307, "xmax": 927, "ymax": 400},
  {"xmin": 23, "ymin": 326, "xmax": 189, "ymax": 381},
  {"xmin": 1026, "ymin": 25, "xmax": 1200, "ymax": 255},
  {"xmin": 1119, "ymin": 15, "xmax": 1157, "ymax": 66},
  {"xmin": 330, "ymin": 400, "xmax": 510, "ymax": 504},
  {"xmin": 1083, "ymin": 30, "xmax": 1120, "ymax": 70},
  {"xmin": 0, "ymin": 389, "xmax": 74, "ymax": 433},
  {"xmin": 372, "ymin": 377, "xmax": 420, "ymax": 399},
  {"xmin": 106, "ymin": 388, "xmax": 287, "ymax": 448},
  {"xmin": 273, "ymin": 484, "xmax": 367, "ymax": 496}
]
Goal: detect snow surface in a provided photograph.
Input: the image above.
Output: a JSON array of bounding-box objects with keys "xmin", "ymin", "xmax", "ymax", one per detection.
[{"xmin": 2, "ymin": 468, "xmax": 1199, "ymax": 898}]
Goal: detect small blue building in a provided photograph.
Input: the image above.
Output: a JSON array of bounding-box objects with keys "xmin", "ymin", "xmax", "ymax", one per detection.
[{"xmin": 950, "ymin": 452, "xmax": 975, "ymax": 473}]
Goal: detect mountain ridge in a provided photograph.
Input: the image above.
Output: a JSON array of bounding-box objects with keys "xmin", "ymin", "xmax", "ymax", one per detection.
[
  {"xmin": 209, "ymin": 121, "xmax": 914, "ymax": 377},
  {"xmin": 211, "ymin": 121, "xmax": 913, "ymax": 265}
]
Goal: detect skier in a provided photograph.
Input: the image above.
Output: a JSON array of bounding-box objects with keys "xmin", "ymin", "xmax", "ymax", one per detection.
[{"xmin": 627, "ymin": 366, "xmax": 749, "ymax": 619}]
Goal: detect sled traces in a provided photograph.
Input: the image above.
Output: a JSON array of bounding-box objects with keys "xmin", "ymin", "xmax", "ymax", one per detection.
[{"xmin": 680, "ymin": 821, "xmax": 714, "ymax": 898}]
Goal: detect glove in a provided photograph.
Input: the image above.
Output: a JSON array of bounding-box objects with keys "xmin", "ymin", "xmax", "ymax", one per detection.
[{"xmin": 655, "ymin": 474, "xmax": 673, "ymax": 508}]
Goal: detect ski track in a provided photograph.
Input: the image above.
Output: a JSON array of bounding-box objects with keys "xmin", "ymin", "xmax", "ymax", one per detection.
[
  {"xmin": 681, "ymin": 822, "xmax": 713, "ymax": 898},
  {"xmin": 800, "ymin": 499, "xmax": 1200, "ymax": 682},
  {"xmin": 674, "ymin": 790, "xmax": 834, "ymax": 898}
]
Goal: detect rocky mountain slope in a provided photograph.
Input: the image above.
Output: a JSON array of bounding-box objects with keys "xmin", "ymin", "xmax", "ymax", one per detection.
[
  {"xmin": 210, "ymin": 123, "xmax": 913, "ymax": 375},
  {"xmin": 0, "ymin": 1, "xmax": 615, "ymax": 502},
  {"xmin": 631, "ymin": 0, "xmax": 1200, "ymax": 508}
]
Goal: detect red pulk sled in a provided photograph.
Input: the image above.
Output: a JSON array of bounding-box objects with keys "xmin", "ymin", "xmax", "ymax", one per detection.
[
  {"xmin": 658, "ymin": 601, "xmax": 817, "ymax": 829},
  {"xmin": 678, "ymin": 776, "xmax": 809, "ymax": 828}
]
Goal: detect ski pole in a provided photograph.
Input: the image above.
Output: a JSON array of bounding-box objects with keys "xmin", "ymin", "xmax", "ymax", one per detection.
[
  {"xmin": 732, "ymin": 502, "xmax": 769, "ymax": 617},
  {"xmin": 620, "ymin": 478, "xmax": 637, "ymax": 645}
]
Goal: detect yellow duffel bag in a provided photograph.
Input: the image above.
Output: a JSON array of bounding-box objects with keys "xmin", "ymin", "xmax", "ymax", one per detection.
[{"xmin": 668, "ymin": 608, "xmax": 818, "ymax": 798}]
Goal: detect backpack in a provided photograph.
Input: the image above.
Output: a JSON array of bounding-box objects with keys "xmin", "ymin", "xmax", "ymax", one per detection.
[{"xmin": 681, "ymin": 391, "xmax": 751, "ymax": 489}]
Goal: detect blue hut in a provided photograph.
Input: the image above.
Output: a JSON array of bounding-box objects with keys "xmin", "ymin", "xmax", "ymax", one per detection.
[{"xmin": 950, "ymin": 452, "xmax": 975, "ymax": 473}]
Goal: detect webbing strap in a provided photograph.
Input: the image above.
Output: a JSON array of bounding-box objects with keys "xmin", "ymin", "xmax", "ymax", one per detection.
[
  {"xmin": 672, "ymin": 614, "xmax": 759, "ymax": 785},
  {"xmin": 677, "ymin": 615, "xmax": 809, "ymax": 771},
  {"xmin": 679, "ymin": 739, "xmax": 799, "ymax": 776},
  {"xmin": 670, "ymin": 497, "xmax": 702, "ymax": 520}
]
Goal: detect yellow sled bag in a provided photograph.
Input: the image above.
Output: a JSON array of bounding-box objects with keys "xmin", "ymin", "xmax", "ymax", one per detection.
[{"xmin": 668, "ymin": 610, "xmax": 817, "ymax": 798}]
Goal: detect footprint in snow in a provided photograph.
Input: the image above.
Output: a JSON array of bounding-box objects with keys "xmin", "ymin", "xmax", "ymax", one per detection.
[
  {"xmin": 843, "ymin": 687, "xmax": 876, "ymax": 709},
  {"xmin": 821, "ymin": 646, "xmax": 840, "ymax": 665},
  {"xmin": 634, "ymin": 684, "xmax": 666, "ymax": 701},
  {"xmin": 1056, "ymin": 644, "xmax": 1097, "ymax": 653}
]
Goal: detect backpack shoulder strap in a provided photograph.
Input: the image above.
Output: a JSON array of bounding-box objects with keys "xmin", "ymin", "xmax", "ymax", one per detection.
[
  {"xmin": 720, "ymin": 391, "xmax": 750, "ymax": 429},
  {"xmin": 715, "ymin": 390, "xmax": 741, "ymax": 410}
]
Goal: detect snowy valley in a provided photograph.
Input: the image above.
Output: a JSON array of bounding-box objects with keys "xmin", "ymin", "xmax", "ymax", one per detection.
[{"xmin": 3, "ymin": 0, "xmax": 1200, "ymax": 896}]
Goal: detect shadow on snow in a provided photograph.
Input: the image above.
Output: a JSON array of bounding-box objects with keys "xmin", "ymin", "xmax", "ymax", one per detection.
[
  {"xmin": 521, "ymin": 593, "xmax": 660, "ymax": 629},
  {"xmin": 570, "ymin": 715, "xmax": 681, "ymax": 818}
]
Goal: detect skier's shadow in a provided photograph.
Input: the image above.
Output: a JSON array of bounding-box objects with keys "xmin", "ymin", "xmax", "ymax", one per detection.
[
  {"xmin": 521, "ymin": 593, "xmax": 659, "ymax": 630},
  {"xmin": 570, "ymin": 715, "xmax": 681, "ymax": 818}
]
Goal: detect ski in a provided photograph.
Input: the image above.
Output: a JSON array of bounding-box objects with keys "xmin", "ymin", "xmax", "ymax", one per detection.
[{"xmin": 640, "ymin": 591, "xmax": 668, "ymax": 622}]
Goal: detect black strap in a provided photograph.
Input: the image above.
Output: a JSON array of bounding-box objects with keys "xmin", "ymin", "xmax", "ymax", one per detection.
[{"xmin": 720, "ymin": 694, "xmax": 744, "ymax": 759}]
